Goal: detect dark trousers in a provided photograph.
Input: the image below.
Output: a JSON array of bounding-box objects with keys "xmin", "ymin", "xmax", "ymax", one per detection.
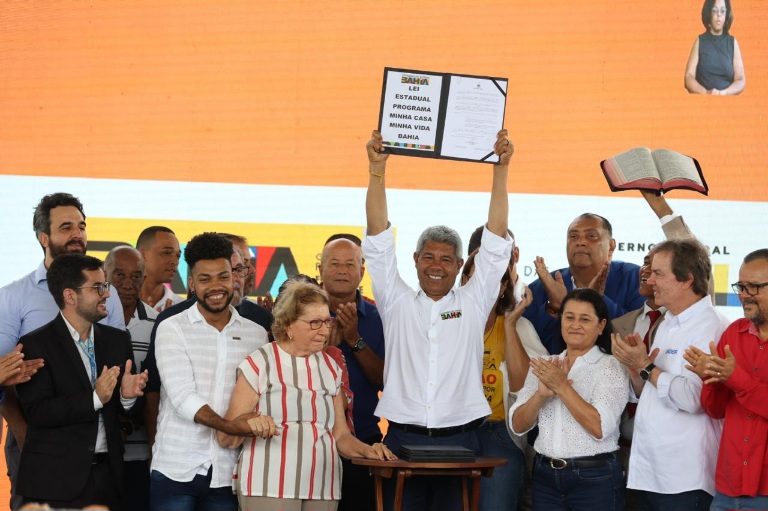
[
  {"xmin": 383, "ymin": 426, "xmax": 480, "ymax": 511},
  {"xmin": 338, "ymin": 433, "xmax": 382, "ymax": 511},
  {"xmin": 150, "ymin": 468, "xmax": 237, "ymax": 511},
  {"xmin": 476, "ymin": 420, "xmax": 526, "ymax": 511},
  {"xmin": 531, "ymin": 452, "xmax": 624, "ymax": 511},
  {"xmin": 635, "ymin": 489, "xmax": 713, "ymax": 511},
  {"xmin": 23, "ymin": 457, "xmax": 122, "ymax": 511},
  {"xmin": 4, "ymin": 429, "xmax": 22, "ymax": 511},
  {"xmin": 125, "ymin": 459, "xmax": 151, "ymax": 511}
]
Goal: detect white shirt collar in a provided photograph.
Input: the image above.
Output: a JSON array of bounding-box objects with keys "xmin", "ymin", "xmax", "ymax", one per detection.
[{"xmin": 60, "ymin": 312, "xmax": 94, "ymax": 342}]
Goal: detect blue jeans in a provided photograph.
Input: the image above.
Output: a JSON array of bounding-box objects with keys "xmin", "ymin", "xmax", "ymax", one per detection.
[
  {"xmin": 532, "ymin": 452, "xmax": 624, "ymax": 511},
  {"xmin": 635, "ymin": 489, "xmax": 712, "ymax": 511},
  {"xmin": 476, "ymin": 420, "xmax": 525, "ymax": 511},
  {"xmin": 710, "ymin": 490, "xmax": 768, "ymax": 511},
  {"xmin": 150, "ymin": 469, "xmax": 237, "ymax": 511},
  {"xmin": 383, "ymin": 426, "xmax": 480, "ymax": 511}
]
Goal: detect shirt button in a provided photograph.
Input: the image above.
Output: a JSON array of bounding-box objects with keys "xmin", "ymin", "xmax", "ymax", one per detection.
[
  {"xmin": 760, "ymin": 346, "xmax": 764, "ymax": 350},
  {"xmin": 744, "ymin": 461, "xmax": 748, "ymax": 466},
  {"xmin": 754, "ymin": 368, "xmax": 759, "ymax": 372},
  {"xmin": 745, "ymin": 437, "xmax": 749, "ymax": 442},
  {"xmin": 748, "ymin": 414, "xmax": 754, "ymax": 419}
]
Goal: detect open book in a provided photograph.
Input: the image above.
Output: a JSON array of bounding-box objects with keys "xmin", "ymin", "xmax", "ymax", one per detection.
[{"xmin": 600, "ymin": 147, "xmax": 708, "ymax": 195}]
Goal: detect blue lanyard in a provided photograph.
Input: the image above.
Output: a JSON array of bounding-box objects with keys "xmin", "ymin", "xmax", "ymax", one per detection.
[{"xmin": 76, "ymin": 336, "xmax": 97, "ymax": 387}]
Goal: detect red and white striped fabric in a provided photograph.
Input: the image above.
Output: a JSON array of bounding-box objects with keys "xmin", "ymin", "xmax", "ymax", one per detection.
[{"xmin": 235, "ymin": 342, "xmax": 342, "ymax": 500}]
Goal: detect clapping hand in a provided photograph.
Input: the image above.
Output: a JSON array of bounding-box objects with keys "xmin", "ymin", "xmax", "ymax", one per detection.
[
  {"xmin": 684, "ymin": 341, "xmax": 734, "ymax": 384},
  {"xmin": 120, "ymin": 359, "xmax": 149, "ymax": 399},
  {"xmin": 0, "ymin": 344, "xmax": 44, "ymax": 386},
  {"xmin": 531, "ymin": 356, "xmax": 571, "ymax": 397},
  {"xmin": 533, "ymin": 256, "xmax": 567, "ymax": 310}
]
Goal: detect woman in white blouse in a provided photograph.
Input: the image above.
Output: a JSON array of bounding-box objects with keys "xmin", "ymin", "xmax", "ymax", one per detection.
[
  {"xmin": 509, "ymin": 288, "xmax": 629, "ymax": 511},
  {"xmin": 217, "ymin": 281, "xmax": 395, "ymax": 511}
]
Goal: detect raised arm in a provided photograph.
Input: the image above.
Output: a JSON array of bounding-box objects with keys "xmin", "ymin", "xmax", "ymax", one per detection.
[
  {"xmin": 365, "ymin": 130, "xmax": 390, "ymax": 236},
  {"xmin": 684, "ymin": 37, "xmax": 708, "ymax": 94},
  {"xmin": 487, "ymin": 130, "xmax": 513, "ymax": 237}
]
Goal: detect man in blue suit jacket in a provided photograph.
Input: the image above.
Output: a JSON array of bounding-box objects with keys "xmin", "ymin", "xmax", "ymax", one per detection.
[{"xmin": 524, "ymin": 213, "xmax": 644, "ymax": 354}]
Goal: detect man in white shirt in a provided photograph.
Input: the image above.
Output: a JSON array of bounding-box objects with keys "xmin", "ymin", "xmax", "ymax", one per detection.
[
  {"xmin": 137, "ymin": 226, "xmax": 184, "ymax": 312},
  {"xmin": 151, "ymin": 232, "xmax": 268, "ymax": 511},
  {"xmin": 363, "ymin": 128, "xmax": 514, "ymax": 511},
  {"xmin": 612, "ymin": 238, "xmax": 730, "ymax": 511}
]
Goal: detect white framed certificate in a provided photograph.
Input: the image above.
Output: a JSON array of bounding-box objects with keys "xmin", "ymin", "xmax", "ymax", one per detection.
[{"xmin": 378, "ymin": 67, "xmax": 508, "ymax": 163}]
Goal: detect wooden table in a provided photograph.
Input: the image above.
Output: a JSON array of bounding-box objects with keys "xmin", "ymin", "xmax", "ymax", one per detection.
[{"xmin": 351, "ymin": 457, "xmax": 507, "ymax": 511}]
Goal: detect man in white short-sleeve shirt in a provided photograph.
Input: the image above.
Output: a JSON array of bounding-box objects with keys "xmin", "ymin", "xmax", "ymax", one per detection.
[{"xmin": 362, "ymin": 129, "xmax": 514, "ymax": 511}]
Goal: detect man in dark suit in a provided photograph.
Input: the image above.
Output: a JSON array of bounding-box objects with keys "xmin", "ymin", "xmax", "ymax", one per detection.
[{"xmin": 16, "ymin": 253, "xmax": 148, "ymax": 511}]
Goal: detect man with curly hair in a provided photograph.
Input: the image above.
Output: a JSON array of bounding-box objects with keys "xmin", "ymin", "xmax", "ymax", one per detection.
[{"xmin": 150, "ymin": 233, "xmax": 268, "ymax": 511}]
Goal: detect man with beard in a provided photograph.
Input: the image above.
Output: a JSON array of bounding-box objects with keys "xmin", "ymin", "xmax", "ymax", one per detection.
[
  {"xmin": 141, "ymin": 237, "xmax": 272, "ymax": 456},
  {"xmin": 16, "ymin": 253, "xmax": 149, "ymax": 511},
  {"xmin": 151, "ymin": 233, "xmax": 268, "ymax": 511},
  {"xmin": 0, "ymin": 192, "xmax": 125, "ymax": 510},
  {"xmin": 104, "ymin": 246, "xmax": 157, "ymax": 511},
  {"xmin": 684, "ymin": 249, "xmax": 768, "ymax": 511},
  {"xmin": 136, "ymin": 226, "xmax": 183, "ymax": 312}
]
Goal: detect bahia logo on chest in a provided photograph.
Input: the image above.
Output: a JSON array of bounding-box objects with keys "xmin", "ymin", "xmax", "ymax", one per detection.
[{"xmin": 440, "ymin": 310, "xmax": 462, "ymax": 320}]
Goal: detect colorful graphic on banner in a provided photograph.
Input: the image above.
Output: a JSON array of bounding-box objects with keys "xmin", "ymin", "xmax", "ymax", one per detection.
[{"xmin": 86, "ymin": 218, "xmax": 371, "ymax": 298}]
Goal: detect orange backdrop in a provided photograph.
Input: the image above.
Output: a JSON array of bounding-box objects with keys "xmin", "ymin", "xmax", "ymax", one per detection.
[{"xmin": 1, "ymin": 0, "xmax": 766, "ymax": 200}]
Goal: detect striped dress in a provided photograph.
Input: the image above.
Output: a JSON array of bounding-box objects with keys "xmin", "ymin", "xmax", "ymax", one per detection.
[{"xmin": 235, "ymin": 342, "xmax": 342, "ymax": 500}]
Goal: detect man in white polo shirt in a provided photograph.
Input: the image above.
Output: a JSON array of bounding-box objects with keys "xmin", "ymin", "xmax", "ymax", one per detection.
[{"xmin": 362, "ymin": 128, "xmax": 514, "ymax": 511}]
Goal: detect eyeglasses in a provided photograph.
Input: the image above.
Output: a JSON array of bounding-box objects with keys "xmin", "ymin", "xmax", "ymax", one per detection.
[
  {"xmin": 731, "ymin": 282, "xmax": 768, "ymax": 296},
  {"xmin": 76, "ymin": 282, "xmax": 110, "ymax": 296},
  {"xmin": 232, "ymin": 265, "xmax": 250, "ymax": 278},
  {"xmin": 711, "ymin": 7, "xmax": 727, "ymax": 15},
  {"xmin": 297, "ymin": 318, "xmax": 336, "ymax": 330}
]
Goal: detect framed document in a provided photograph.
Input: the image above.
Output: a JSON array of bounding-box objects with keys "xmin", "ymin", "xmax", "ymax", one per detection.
[{"xmin": 378, "ymin": 67, "xmax": 508, "ymax": 163}]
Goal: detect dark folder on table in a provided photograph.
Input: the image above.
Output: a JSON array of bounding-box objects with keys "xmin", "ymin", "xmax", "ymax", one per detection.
[{"xmin": 399, "ymin": 445, "xmax": 476, "ymax": 462}]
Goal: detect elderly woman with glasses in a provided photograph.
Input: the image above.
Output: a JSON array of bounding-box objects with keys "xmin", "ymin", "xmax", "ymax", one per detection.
[
  {"xmin": 685, "ymin": 0, "xmax": 745, "ymax": 95},
  {"xmin": 217, "ymin": 281, "xmax": 395, "ymax": 511}
]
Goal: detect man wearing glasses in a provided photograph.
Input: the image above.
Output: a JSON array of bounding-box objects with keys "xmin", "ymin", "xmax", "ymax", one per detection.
[
  {"xmin": 684, "ymin": 249, "xmax": 768, "ymax": 511},
  {"xmin": 15, "ymin": 252, "xmax": 148, "ymax": 511},
  {"xmin": 0, "ymin": 192, "xmax": 125, "ymax": 510}
]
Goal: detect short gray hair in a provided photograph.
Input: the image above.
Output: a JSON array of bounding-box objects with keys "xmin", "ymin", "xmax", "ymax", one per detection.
[{"xmin": 415, "ymin": 225, "xmax": 463, "ymax": 260}]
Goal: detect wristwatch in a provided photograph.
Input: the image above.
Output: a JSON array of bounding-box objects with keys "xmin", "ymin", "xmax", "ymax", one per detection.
[
  {"xmin": 352, "ymin": 338, "xmax": 367, "ymax": 352},
  {"xmin": 639, "ymin": 362, "xmax": 656, "ymax": 381}
]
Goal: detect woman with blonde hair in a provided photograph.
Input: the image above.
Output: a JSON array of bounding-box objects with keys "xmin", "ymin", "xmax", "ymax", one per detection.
[{"xmin": 217, "ymin": 281, "xmax": 395, "ymax": 511}]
